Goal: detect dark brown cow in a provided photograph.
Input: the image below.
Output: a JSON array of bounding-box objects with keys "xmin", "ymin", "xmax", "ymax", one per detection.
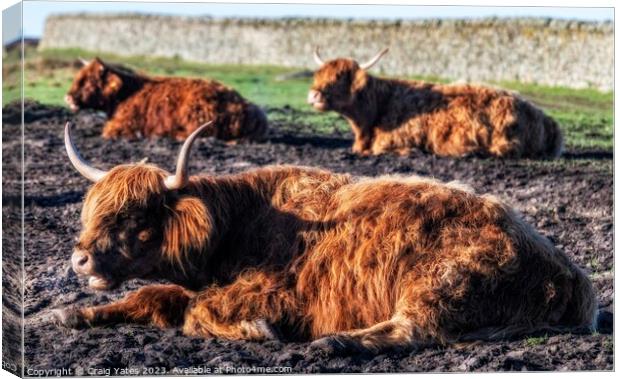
[
  {"xmin": 308, "ymin": 48, "xmax": 563, "ymax": 158},
  {"xmin": 53, "ymin": 122, "xmax": 595, "ymax": 354},
  {"xmin": 66, "ymin": 58, "xmax": 267, "ymax": 142}
]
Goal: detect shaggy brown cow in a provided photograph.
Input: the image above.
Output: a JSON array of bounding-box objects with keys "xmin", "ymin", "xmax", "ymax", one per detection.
[
  {"xmin": 65, "ymin": 58, "xmax": 267, "ymax": 141},
  {"xmin": 53, "ymin": 122, "xmax": 595, "ymax": 354},
  {"xmin": 308, "ymin": 48, "xmax": 563, "ymax": 158}
]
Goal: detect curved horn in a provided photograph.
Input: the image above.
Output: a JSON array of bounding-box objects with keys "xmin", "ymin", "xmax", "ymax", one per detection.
[
  {"xmin": 64, "ymin": 122, "xmax": 107, "ymax": 182},
  {"xmin": 164, "ymin": 121, "xmax": 212, "ymax": 190},
  {"xmin": 313, "ymin": 46, "xmax": 325, "ymax": 66},
  {"xmin": 78, "ymin": 57, "xmax": 90, "ymax": 66},
  {"xmin": 359, "ymin": 48, "xmax": 389, "ymax": 70}
]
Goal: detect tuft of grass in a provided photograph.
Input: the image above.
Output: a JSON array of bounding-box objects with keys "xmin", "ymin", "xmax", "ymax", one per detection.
[
  {"xmin": 602, "ymin": 337, "xmax": 613, "ymax": 353},
  {"xmin": 3, "ymin": 47, "xmax": 613, "ymax": 149},
  {"xmin": 525, "ymin": 335, "xmax": 549, "ymax": 347},
  {"xmin": 588, "ymin": 257, "xmax": 602, "ymax": 272}
]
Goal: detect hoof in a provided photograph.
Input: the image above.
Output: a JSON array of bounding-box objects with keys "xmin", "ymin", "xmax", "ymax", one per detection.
[
  {"xmin": 51, "ymin": 307, "xmax": 89, "ymax": 329},
  {"xmin": 308, "ymin": 335, "xmax": 368, "ymax": 357}
]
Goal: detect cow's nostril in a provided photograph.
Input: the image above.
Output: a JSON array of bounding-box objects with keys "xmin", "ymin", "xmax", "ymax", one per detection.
[
  {"xmin": 73, "ymin": 254, "xmax": 88, "ymax": 267},
  {"xmin": 76, "ymin": 255, "xmax": 88, "ymax": 266}
]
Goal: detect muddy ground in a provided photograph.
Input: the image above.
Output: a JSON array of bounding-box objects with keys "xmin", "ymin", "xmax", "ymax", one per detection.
[{"xmin": 2, "ymin": 101, "xmax": 614, "ymax": 374}]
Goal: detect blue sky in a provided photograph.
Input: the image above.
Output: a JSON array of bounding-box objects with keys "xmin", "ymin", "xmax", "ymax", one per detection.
[{"xmin": 2, "ymin": 1, "xmax": 614, "ymax": 43}]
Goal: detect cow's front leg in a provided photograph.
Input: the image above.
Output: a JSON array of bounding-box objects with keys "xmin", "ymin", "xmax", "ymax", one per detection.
[
  {"xmin": 101, "ymin": 118, "xmax": 141, "ymax": 140},
  {"xmin": 352, "ymin": 134, "xmax": 373, "ymax": 156},
  {"xmin": 349, "ymin": 122, "xmax": 373, "ymax": 155},
  {"xmin": 52, "ymin": 284, "xmax": 194, "ymax": 329}
]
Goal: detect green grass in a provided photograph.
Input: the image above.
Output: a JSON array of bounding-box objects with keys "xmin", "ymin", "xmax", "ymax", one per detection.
[
  {"xmin": 525, "ymin": 335, "xmax": 548, "ymax": 347},
  {"xmin": 3, "ymin": 47, "xmax": 613, "ymax": 149},
  {"xmin": 602, "ymin": 337, "xmax": 613, "ymax": 353}
]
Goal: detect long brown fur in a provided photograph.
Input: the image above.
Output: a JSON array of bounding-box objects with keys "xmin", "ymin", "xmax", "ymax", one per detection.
[
  {"xmin": 66, "ymin": 58, "xmax": 268, "ymax": 141},
  {"xmin": 57, "ymin": 164, "xmax": 596, "ymax": 353},
  {"xmin": 309, "ymin": 59, "xmax": 563, "ymax": 158}
]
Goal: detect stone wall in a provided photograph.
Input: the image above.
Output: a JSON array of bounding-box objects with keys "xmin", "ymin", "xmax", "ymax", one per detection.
[{"xmin": 40, "ymin": 14, "xmax": 613, "ymax": 90}]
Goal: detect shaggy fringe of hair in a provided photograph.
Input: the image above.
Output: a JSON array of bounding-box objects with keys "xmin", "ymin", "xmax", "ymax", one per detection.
[
  {"xmin": 82, "ymin": 163, "xmax": 165, "ymax": 223},
  {"xmin": 163, "ymin": 196, "xmax": 213, "ymax": 269}
]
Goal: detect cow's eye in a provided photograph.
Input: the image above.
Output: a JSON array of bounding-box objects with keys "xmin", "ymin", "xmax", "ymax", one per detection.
[{"xmin": 137, "ymin": 229, "xmax": 152, "ymax": 242}]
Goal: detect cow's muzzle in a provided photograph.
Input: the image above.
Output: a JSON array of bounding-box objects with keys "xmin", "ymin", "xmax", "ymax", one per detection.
[
  {"xmin": 64, "ymin": 95, "xmax": 79, "ymax": 112},
  {"xmin": 71, "ymin": 250, "xmax": 115, "ymax": 290},
  {"xmin": 307, "ymin": 90, "xmax": 326, "ymax": 110}
]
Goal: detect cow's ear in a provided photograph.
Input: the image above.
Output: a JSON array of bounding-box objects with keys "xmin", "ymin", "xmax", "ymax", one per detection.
[
  {"xmin": 103, "ymin": 72, "xmax": 123, "ymax": 96},
  {"xmin": 163, "ymin": 197, "xmax": 212, "ymax": 265}
]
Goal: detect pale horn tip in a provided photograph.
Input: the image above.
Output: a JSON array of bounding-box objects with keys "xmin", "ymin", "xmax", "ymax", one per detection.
[
  {"xmin": 313, "ymin": 46, "xmax": 325, "ymax": 66},
  {"xmin": 163, "ymin": 120, "xmax": 213, "ymax": 190}
]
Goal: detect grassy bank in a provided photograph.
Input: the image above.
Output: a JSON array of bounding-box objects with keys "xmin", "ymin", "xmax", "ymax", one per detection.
[{"xmin": 3, "ymin": 47, "xmax": 613, "ymax": 149}]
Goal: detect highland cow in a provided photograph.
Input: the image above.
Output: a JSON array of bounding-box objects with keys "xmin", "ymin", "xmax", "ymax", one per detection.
[
  {"xmin": 308, "ymin": 48, "xmax": 563, "ymax": 158},
  {"xmin": 53, "ymin": 122, "xmax": 595, "ymax": 354},
  {"xmin": 65, "ymin": 58, "xmax": 267, "ymax": 141}
]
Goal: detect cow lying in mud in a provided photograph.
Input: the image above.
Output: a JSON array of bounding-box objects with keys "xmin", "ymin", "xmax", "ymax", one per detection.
[
  {"xmin": 308, "ymin": 48, "xmax": 563, "ymax": 159},
  {"xmin": 54, "ymin": 122, "xmax": 595, "ymax": 354},
  {"xmin": 65, "ymin": 58, "xmax": 267, "ymax": 142}
]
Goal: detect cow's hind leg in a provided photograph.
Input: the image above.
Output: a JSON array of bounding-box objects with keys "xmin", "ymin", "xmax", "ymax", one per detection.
[
  {"xmin": 182, "ymin": 311, "xmax": 281, "ymax": 342},
  {"xmin": 52, "ymin": 284, "xmax": 194, "ymax": 329},
  {"xmin": 180, "ymin": 271, "xmax": 297, "ymax": 342},
  {"xmin": 310, "ymin": 315, "xmax": 427, "ymax": 356},
  {"xmin": 181, "ymin": 294, "xmax": 285, "ymax": 342}
]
